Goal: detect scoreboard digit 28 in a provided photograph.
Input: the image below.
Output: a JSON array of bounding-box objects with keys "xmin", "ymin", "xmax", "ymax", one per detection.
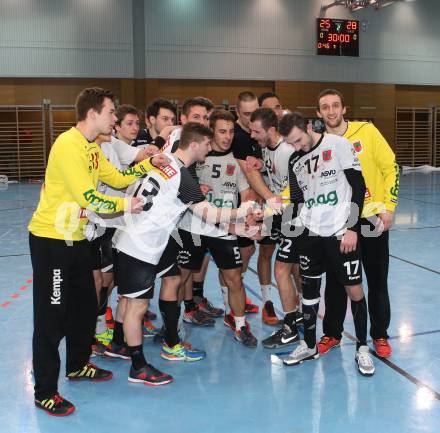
[{"xmin": 317, "ymin": 18, "xmax": 359, "ymax": 57}]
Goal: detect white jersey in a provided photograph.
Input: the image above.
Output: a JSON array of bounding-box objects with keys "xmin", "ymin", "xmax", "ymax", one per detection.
[
  {"xmin": 162, "ymin": 127, "xmax": 182, "ymax": 155},
  {"xmin": 179, "ymin": 149, "xmax": 249, "ymax": 237},
  {"xmin": 85, "ymin": 140, "xmax": 129, "ymax": 236},
  {"xmin": 263, "ymin": 138, "xmax": 294, "ymax": 195},
  {"xmin": 110, "ymin": 136, "xmax": 139, "ymax": 170},
  {"xmin": 114, "ymin": 155, "xmax": 205, "ymax": 264},
  {"xmin": 288, "ymin": 133, "xmax": 361, "ymax": 236}
]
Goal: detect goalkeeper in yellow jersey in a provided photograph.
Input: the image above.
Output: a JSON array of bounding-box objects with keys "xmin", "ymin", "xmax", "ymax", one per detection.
[
  {"xmin": 29, "ymin": 87, "xmax": 169, "ymax": 416},
  {"xmin": 316, "ymin": 88, "xmax": 399, "ymax": 359}
]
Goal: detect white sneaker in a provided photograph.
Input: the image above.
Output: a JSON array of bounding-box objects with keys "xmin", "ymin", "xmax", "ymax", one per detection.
[
  {"xmin": 355, "ymin": 345, "xmax": 375, "ymax": 376},
  {"xmin": 283, "ymin": 340, "xmax": 319, "ymax": 366}
]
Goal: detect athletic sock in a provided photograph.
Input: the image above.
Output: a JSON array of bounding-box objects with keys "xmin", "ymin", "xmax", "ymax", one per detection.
[
  {"xmin": 184, "ymin": 299, "xmax": 197, "ymax": 313},
  {"xmin": 302, "ymin": 302, "xmax": 319, "ymax": 349},
  {"xmin": 351, "ymin": 297, "xmax": 368, "ymax": 350},
  {"xmin": 128, "ymin": 345, "xmax": 147, "ymax": 370},
  {"xmin": 234, "ymin": 315, "xmax": 246, "ymax": 330},
  {"xmin": 98, "ymin": 286, "xmax": 109, "ymax": 316},
  {"xmin": 220, "ymin": 285, "xmax": 231, "ymax": 314},
  {"xmin": 192, "ymin": 280, "xmax": 204, "ymax": 299},
  {"xmin": 261, "ymin": 284, "xmax": 271, "ymax": 304},
  {"xmin": 113, "ymin": 321, "xmax": 125, "ymax": 345},
  {"xmin": 159, "ymin": 299, "xmax": 180, "ymax": 348}
]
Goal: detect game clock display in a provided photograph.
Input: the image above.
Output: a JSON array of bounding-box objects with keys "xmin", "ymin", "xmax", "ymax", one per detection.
[{"xmin": 317, "ymin": 18, "xmax": 359, "ymax": 57}]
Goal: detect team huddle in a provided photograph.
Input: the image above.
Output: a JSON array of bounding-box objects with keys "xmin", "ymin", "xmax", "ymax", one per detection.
[{"xmin": 28, "ymin": 87, "xmax": 399, "ymax": 416}]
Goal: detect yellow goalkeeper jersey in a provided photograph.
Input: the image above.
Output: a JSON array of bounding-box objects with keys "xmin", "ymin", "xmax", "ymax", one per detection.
[
  {"xmin": 29, "ymin": 127, "xmax": 154, "ymax": 241},
  {"xmin": 344, "ymin": 121, "xmax": 399, "ymax": 218}
]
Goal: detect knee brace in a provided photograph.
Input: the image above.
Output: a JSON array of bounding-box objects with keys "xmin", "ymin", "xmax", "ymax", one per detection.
[{"xmin": 301, "ymin": 275, "xmax": 321, "ymax": 305}]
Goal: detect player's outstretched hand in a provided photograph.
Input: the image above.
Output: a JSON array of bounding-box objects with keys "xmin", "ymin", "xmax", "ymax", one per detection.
[
  {"xmin": 246, "ymin": 155, "xmax": 264, "ymax": 171},
  {"xmin": 127, "ymin": 196, "xmax": 144, "ymax": 214},
  {"xmin": 266, "ymin": 195, "xmax": 283, "ymax": 215},
  {"xmin": 141, "ymin": 144, "xmax": 160, "ymax": 158},
  {"xmin": 150, "ymin": 153, "xmax": 171, "ymax": 167},
  {"xmin": 199, "ymin": 183, "xmax": 212, "ymax": 196},
  {"xmin": 237, "ymin": 200, "xmax": 259, "ymax": 221},
  {"xmin": 340, "ymin": 229, "xmax": 358, "ymax": 253}
]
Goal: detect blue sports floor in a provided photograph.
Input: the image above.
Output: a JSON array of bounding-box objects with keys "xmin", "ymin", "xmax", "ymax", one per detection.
[{"xmin": 0, "ymin": 171, "xmax": 439, "ymax": 433}]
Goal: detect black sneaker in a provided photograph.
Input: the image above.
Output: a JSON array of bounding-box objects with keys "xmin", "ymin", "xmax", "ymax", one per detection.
[
  {"xmin": 235, "ymin": 326, "xmax": 258, "ymax": 348},
  {"xmin": 295, "ymin": 311, "xmax": 304, "ymax": 325},
  {"xmin": 103, "ymin": 342, "xmax": 130, "ymax": 360},
  {"xmin": 183, "ymin": 307, "xmax": 215, "ymax": 326},
  {"xmin": 67, "ymin": 362, "xmax": 113, "ymax": 381},
  {"xmin": 35, "ymin": 393, "xmax": 75, "ymax": 417},
  {"xmin": 262, "ymin": 324, "xmax": 299, "ymax": 349},
  {"xmin": 128, "ymin": 363, "xmax": 173, "ymax": 386}
]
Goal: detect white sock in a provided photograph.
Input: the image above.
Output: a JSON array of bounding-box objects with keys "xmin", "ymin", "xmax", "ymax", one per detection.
[
  {"xmin": 261, "ymin": 284, "xmax": 271, "ymax": 304},
  {"xmin": 234, "ymin": 315, "xmax": 246, "ymax": 330},
  {"xmin": 220, "ymin": 286, "xmax": 231, "ymax": 314},
  {"xmin": 95, "ymin": 315, "xmax": 107, "ymax": 334}
]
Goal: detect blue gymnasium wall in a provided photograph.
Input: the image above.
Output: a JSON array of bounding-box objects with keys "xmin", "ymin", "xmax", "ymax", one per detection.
[
  {"xmin": 144, "ymin": 0, "xmax": 440, "ymax": 85},
  {"xmin": 0, "ymin": 0, "xmax": 134, "ymax": 78},
  {"xmin": 1, "ymin": 0, "xmax": 439, "ymax": 85}
]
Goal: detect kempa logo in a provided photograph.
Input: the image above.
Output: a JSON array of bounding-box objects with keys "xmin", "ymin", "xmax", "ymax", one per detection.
[
  {"xmin": 51, "ymin": 269, "xmax": 63, "ymax": 305},
  {"xmin": 305, "ymin": 190, "xmax": 338, "ymax": 209}
]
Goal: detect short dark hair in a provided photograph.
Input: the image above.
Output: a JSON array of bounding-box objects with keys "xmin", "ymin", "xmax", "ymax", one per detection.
[
  {"xmin": 182, "ymin": 97, "xmax": 214, "ymax": 116},
  {"xmin": 317, "ymin": 88, "xmax": 345, "ymax": 110},
  {"xmin": 236, "ymin": 91, "xmax": 257, "ymax": 111},
  {"xmin": 209, "ymin": 109, "xmax": 235, "ymax": 129},
  {"xmin": 279, "ymin": 112, "xmax": 308, "ymax": 137},
  {"xmin": 179, "ymin": 122, "xmax": 213, "ymax": 150},
  {"xmin": 146, "ymin": 99, "xmax": 177, "ymax": 118},
  {"xmin": 258, "ymin": 92, "xmax": 280, "ymax": 106},
  {"xmin": 250, "ymin": 107, "xmax": 278, "ymax": 131},
  {"xmin": 75, "ymin": 87, "xmax": 114, "ymax": 122},
  {"xmin": 115, "ymin": 104, "xmax": 140, "ymax": 126}
]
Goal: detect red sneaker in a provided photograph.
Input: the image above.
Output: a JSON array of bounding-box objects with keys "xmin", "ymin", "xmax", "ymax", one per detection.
[
  {"xmin": 317, "ymin": 335, "xmax": 341, "ymax": 355},
  {"xmin": 262, "ymin": 300, "xmax": 280, "ymax": 326},
  {"xmin": 223, "ymin": 313, "xmax": 235, "ymax": 330},
  {"xmin": 373, "ymin": 338, "xmax": 392, "ymax": 358},
  {"xmin": 245, "ymin": 297, "xmax": 259, "ymax": 314}
]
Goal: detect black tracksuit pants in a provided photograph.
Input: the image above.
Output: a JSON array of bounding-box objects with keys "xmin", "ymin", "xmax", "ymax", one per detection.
[
  {"xmin": 29, "ymin": 233, "xmax": 97, "ymax": 400},
  {"xmin": 322, "ymin": 218, "xmax": 391, "ymax": 340}
]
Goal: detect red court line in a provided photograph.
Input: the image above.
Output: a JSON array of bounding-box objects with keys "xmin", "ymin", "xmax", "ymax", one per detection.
[{"xmin": 0, "ymin": 278, "xmax": 32, "ymax": 309}]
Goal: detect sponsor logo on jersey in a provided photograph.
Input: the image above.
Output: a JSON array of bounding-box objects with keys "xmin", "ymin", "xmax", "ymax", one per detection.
[
  {"xmin": 353, "ymin": 140, "xmax": 363, "ymax": 154},
  {"xmin": 78, "ymin": 208, "xmax": 88, "ymax": 219},
  {"xmin": 51, "ymin": 269, "xmax": 62, "ymax": 305},
  {"xmin": 222, "ymin": 181, "xmax": 237, "ymax": 188},
  {"xmin": 305, "ymin": 190, "xmax": 338, "ymax": 209},
  {"xmin": 320, "ymin": 169, "xmax": 336, "ymax": 178},
  {"xmin": 365, "ymin": 188, "xmax": 371, "ymax": 199},
  {"xmin": 226, "ymin": 164, "xmax": 236, "ymax": 176},
  {"xmin": 322, "ymin": 149, "xmax": 332, "ymax": 161},
  {"xmin": 156, "ymin": 164, "xmax": 177, "ymax": 179},
  {"xmin": 206, "ymin": 192, "xmax": 233, "ymax": 208},
  {"xmin": 83, "ymin": 189, "xmax": 117, "ymax": 212}
]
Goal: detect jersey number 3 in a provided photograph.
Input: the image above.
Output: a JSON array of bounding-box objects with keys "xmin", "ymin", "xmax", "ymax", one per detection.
[{"xmin": 135, "ymin": 177, "xmax": 161, "ymax": 212}]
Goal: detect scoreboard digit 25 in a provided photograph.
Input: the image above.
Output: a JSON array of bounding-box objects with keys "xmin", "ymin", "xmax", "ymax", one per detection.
[{"xmin": 317, "ymin": 18, "xmax": 359, "ymax": 57}]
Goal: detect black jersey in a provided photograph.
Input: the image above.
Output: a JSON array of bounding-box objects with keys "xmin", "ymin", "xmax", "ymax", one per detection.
[{"xmin": 231, "ymin": 123, "xmax": 262, "ymax": 161}]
